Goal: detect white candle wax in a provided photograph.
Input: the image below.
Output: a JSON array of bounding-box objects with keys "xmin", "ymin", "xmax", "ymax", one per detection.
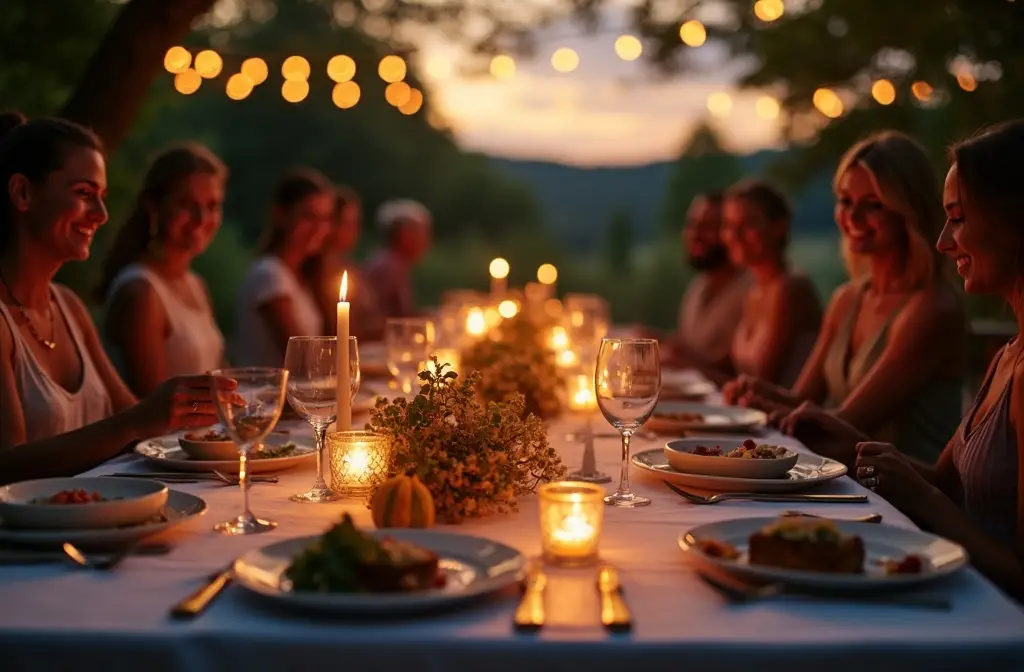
[{"xmin": 337, "ymin": 271, "xmax": 352, "ymax": 431}]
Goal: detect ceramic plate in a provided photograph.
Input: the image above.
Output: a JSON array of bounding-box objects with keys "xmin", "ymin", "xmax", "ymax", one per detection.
[
  {"xmin": 0, "ymin": 477, "xmax": 168, "ymax": 530},
  {"xmin": 233, "ymin": 529, "xmax": 525, "ymax": 615},
  {"xmin": 679, "ymin": 517, "xmax": 967, "ymax": 591},
  {"xmin": 647, "ymin": 402, "xmax": 767, "ymax": 435},
  {"xmin": 632, "ymin": 448, "xmax": 847, "ymax": 493},
  {"xmin": 660, "ymin": 370, "xmax": 716, "ymax": 401},
  {"xmin": 664, "ymin": 438, "xmax": 799, "ymax": 479},
  {"xmin": 0, "ymin": 489, "xmax": 207, "ymax": 549},
  {"xmin": 135, "ymin": 435, "xmax": 315, "ymax": 474}
]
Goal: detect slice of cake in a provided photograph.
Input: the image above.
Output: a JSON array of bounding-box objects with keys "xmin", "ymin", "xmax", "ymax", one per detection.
[{"xmin": 748, "ymin": 518, "xmax": 864, "ymax": 574}]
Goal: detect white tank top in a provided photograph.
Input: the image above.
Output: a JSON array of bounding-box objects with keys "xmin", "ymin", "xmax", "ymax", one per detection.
[
  {"xmin": 0, "ymin": 286, "xmax": 113, "ymax": 443},
  {"xmin": 106, "ymin": 264, "xmax": 225, "ymax": 377}
]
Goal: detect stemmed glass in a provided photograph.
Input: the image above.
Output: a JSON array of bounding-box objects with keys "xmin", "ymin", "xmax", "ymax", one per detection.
[
  {"xmin": 595, "ymin": 338, "xmax": 661, "ymax": 507},
  {"xmin": 385, "ymin": 317, "xmax": 434, "ymax": 394},
  {"xmin": 210, "ymin": 367, "xmax": 289, "ymax": 534},
  {"xmin": 284, "ymin": 336, "xmax": 360, "ymax": 503}
]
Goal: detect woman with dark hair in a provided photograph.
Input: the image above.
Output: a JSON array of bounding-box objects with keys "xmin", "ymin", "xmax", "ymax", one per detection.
[
  {"xmin": 721, "ymin": 179, "xmax": 821, "ymax": 387},
  {"xmin": 0, "ymin": 117, "xmax": 227, "ymax": 483},
  {"xmin": 725, "ymin": 131, "xmax": 966, "ymax": 462},
  {"xmin": 782, "ymin": 120, "xmax": 1024, "ymax": 600},
  {"xmin": 98, "ymin": 143, "xmax": 227, "ymax": 396},
  {"xmin": 233, "ymin": 168, "xmax": 332, "ymax": 366},
  {"xmin": 302, "ymin": 185, "xmax": 383, "ymax": 340}
]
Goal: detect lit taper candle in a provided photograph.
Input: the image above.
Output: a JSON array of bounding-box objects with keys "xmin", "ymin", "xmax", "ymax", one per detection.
[{"xmin": 337, "ymin": 271, "xmax": 352, "ymax": 430}]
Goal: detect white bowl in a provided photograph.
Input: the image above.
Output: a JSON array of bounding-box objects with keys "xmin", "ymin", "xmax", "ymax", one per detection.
[
  {"xmin": 0, "ymin": 477, "xmax": 168, "ymax": 529},
  {"xmin": 664, "ymin": 438, "xmax": 799, "ymax": 480},
  {"xmin": 179, "ymin": 426, "xmax": 237, "ymax": 461}
]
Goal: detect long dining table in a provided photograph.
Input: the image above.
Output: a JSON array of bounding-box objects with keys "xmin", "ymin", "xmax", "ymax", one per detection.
[{"xmin": 1, "ymin": 405, "xmax": 1023, "ymax": 671}]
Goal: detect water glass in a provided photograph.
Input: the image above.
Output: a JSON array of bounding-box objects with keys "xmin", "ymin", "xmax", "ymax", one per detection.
[{"xmin": 385, "ymin": 317, "xmax": 434, "ymax": 393}]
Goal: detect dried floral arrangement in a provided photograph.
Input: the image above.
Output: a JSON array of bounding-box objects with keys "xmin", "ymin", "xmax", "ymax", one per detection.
[
  {"xmin": 461, "ymin": 312, "xmax": 565, "ymax": 419},
  {"xmin": 367, "ymin": 359, "xmax": 566, "ymax": 523}
]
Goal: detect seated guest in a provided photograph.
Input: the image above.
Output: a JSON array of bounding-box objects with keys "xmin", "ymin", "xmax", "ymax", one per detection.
[
  {"xmin": 782, "ymin": 120, "xmax": 1024, "ymax": 600},
  {"xmin": 0, "ymin": 117, "xmax": 226, "ymax": 483},
  {"xmin": 97, "ymin": 144, "xmax": 227, "ymax": 396},
  {"xmin": 666, "ymin": 191, "xmax": 751, "ymax": 376},
  {"xmin": 721, "ymin": 179, "xmax": 821, "ymax": 388},
  {"xmin": 233, "ymin": 168, "xmax": 332, "ymax": 366},
  {"xmin": 724, "ymin": 131, "xmax": 966, "ymax": 461},
  {"xmin": 364, "ymin": 199, "xmax": 432, "ymax": 319},
  {"xmin": 302, "ymin": 185, "xmax": 384, "ymax": 341}
]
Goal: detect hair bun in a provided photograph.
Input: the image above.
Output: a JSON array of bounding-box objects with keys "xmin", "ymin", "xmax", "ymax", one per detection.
[{"xmin": 0, "ymin": 110, "xmax": 27, "ymax": 143}]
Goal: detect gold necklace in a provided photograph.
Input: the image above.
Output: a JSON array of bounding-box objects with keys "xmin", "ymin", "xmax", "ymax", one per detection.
[{"xmin": 0, "ymin": 269, "xmax": 56, "ymax": 350}]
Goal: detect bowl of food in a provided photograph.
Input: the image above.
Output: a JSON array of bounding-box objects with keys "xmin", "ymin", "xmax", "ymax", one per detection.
[
  {"xmin": 664, "ymin": 438, "xmax": 799, "ymax": 479},
  {"xmin": 0, "ymin": 477, "xmax": 168, "ymax": 529},
  {"xmin": 178, "ymin": 426, "xmax": 237, "ymax": 461}
]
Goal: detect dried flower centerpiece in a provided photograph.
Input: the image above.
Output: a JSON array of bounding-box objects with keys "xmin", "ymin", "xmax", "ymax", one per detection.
[
  {"xmin": 461, "ymin": 312, "xmax": 565, "ymax": 419},
  {"xmin": 368, "ymin": 359, "xmax": 566, "ymax": 523}
]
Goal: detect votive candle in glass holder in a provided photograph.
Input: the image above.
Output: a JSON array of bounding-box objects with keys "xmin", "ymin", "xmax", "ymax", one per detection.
[
  {"xmin": 328, "ymin": 430, "xmax": 393, "ymax": 496},
  {"xmin": 538, "ymin": 481, "xmax": 605, "ymax": 566},
  {"xmin": 567, "ymin": 373, "xmax": 598, "ymax": 412}
]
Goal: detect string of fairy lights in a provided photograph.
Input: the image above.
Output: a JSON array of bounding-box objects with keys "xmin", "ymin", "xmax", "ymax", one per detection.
[{"xmin": 163, "ymin": 0, "xmax": 988, "ymax": 120}]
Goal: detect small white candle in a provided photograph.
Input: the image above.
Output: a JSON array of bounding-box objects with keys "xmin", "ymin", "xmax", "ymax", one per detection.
[{"xmin": 337, "ymin": 271, "xmax": 352, "ymax": 431}]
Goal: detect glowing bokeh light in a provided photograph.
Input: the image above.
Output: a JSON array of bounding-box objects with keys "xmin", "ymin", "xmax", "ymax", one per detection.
[
  {"xmin": 282, "ymin": 79, "xmax": 310, "ymax": 103},
  {"xmin": 164, "ymin": 47, "xmax": 191, "ymax": 74},
  {"xmin": 551, "ymin": 48, "xmax": 580, "ymax": 73},
  {"xmin": 378, "ymin": 55, "xmax": 407, "ymax": 83},
  {"xmin": 174, "ymin": 68, "xmax": 202, "ymax": 95},
  {"xmin": 282, "ymin": 56, "xmax": 311, "ymax": 81},
  {"xmin": 679, "ymin": 20, "xmax": 707, "ymax": 47},
  {"xmin": 241, "ymin": 58, "xmax": 268, "ymax": 85},
  {"xmin": 490, "ymin": 55, "xmax": 516, "ymax": 80},
  {"xmin": 327, "ymin": 55, "xmax": 357, "ymax": 83},
  {"xmin": 332, "ymin": 81, "xmax": 361, "ymax": 109},
  {"xmin": 871, "ymin": 79, "xmax": 896, "ymax": 105},
  {"xmin": 225, "ymin": 73, "xmax": 254, "ymax": 100},
  {"xmin": 614, "ymin": 35, "xmax": 643, "ymax": 61},
  {"xmin": 194, "ymin": 50, "xmax": 223, "ymax": 79}
]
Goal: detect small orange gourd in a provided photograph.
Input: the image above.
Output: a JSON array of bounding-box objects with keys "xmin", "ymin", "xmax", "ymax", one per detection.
[{"xmin": 371, "ymin": 474, "xmax": 436, "ymax": 528}]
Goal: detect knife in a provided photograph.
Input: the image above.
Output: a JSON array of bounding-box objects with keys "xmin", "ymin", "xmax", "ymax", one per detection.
[
  {"xmin": 513, "ymin": 563, "xmax": 546, "ymax": 631},
  {"xmin": 170, "ymin": 565, "xmax": 233, "ymax": 618},
  {"xmin": 597, "ymin": 566, "xmax": 632, "ymax": 632}
]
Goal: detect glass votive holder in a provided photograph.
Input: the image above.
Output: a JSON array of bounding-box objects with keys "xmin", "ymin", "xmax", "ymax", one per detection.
[
  {"xmin": 538, "ymin": 481, "xmax": 605, "ymax": 567},
  {"xmin": 566, "ymin": 373, "xmax": 598, "ymax": 413},
  {"xmin": 328, "ymin": 430, "xmax": 393, "ymax": 497}
]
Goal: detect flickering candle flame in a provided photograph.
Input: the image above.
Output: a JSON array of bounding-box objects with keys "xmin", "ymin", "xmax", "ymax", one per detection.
[
  {"xmin": 345, "ymin": 445, "xmax": 370, "ymax": 477},
  {"xmin": 552, "ymin": 511, "xmax": 595, "ymax": 546},
  {"xmin": 557, "ymin": 349, "xmax": 578, "ymax": 367},
  {"xmin": 539, "ymin": 483, "xmax": 604, "ymax": 566},
  {"xmin": 339, "ymin": 270, "xmax": 348, "ymax": 301},
  {"xmin": 550, "ymin": 326, "xmax": 569, "ymax": 350},
  {"xmin": 568, "ymin": 374, "xmax": 597, "ymax": 411}
]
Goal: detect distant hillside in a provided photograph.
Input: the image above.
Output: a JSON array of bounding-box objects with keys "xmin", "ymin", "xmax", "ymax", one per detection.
[{"xmin": 489, "ymin": 151, "xmax": 837, "ymax": 250}]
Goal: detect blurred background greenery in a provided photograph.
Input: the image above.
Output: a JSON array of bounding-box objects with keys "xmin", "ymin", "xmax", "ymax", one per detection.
[{"xmin": 2, "ymin": 0, "xmax": 1018, "ymax": 338}]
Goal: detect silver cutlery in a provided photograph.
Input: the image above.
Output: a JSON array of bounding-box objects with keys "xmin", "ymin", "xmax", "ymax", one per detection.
[
  {"xmin": 782, "ymin": 510, "xmax": 883, "ymax": 523},
  {"xmin": 664, "ymin": 481, "xmax": 868, "ymax": 505},
  {"xmin": 62, "ymin": 542, "xmax": 160, "ymax": 570},
  {"xmin": 597, "ymin": 566, "xmax": 632, "ymax": 631},
  {"xmin": 0, "ymin": 543, "xmax": 171, "ymax": 566},
  {"xmin": 170, "ymin": 563, "xmax": 234, "ymax": 618},
  {"xmin": 108, "ymin": 472, "xmax": 278, "ymax": 485},
  {"xmin": 698, "ymin": 571, "xmax": 951, "ymax": 611},
  {"xmin": 513, "ymin": 562, "xmax": 546, "ymax": 632}
]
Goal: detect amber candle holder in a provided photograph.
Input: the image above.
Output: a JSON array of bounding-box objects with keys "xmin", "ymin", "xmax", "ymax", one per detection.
[
  {"xmin": 328, "ymin": 430, "xmax": 393, "ymax": 496},
  {"xmin": 538, "ymin": 481, "xmax": 605, "ymax": 566}
]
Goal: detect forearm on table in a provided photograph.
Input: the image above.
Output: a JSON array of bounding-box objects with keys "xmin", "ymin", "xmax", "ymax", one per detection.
[
  {"xmin": 0, "ymin": 408, "xmax": 147, "ymax": 484},
  {"xmin": 912, "ymin": 488, "xmax": 1024, "ymax": 600}
]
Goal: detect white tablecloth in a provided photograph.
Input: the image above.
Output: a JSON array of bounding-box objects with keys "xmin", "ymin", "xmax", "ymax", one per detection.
[{"xmin": 1, "ymin": 417, "xmax": 1023, "ymax": 672}]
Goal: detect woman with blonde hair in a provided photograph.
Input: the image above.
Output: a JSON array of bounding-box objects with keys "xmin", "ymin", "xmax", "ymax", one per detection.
[
  {"xmin": 98, "ymin": 144, "xmax": 227, "ymax": 396},
  {"xmin": 725, "ymin": 131, "xmax": 966, "ymax": 461}
]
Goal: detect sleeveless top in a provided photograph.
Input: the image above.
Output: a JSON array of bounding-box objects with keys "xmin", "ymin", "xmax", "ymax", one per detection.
[
  {"xmin": 950, "ymin": 342, "xmax": 1019, "ymax": 547},
  {"xmin": 106, "ymin": 264, "xmax": 224, "ymax": 377},
  {"xmin": 233, "ymin": 255, "xmax": 323, "ymax": 367},
  {"xmin": 822, "ymin": 282, "xmax": 962, "ymax": 462},
  {"xmin": 677, "ymin": 269, "xmax": 751, "ymax": 365},
  {"xmin": 0, "ymin": 287, "xmax": 112, "ymax": 442}
]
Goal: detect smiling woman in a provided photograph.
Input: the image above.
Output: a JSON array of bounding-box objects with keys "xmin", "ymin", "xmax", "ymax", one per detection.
[{"xmin": 0, "ymin": 116, "xmax": 232, "ymax": 483}]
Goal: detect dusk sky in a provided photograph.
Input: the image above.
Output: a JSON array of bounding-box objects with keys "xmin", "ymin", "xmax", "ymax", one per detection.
[{"xmin": 414, "ymin": 8, "xmax": 784, "ymax": 166}]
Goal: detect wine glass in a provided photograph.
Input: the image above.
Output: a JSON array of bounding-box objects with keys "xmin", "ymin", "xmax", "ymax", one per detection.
[
  {"xmin": 284, "ymin": 336, "xmax": 360, "ymax": 503},
  {"xmin": 595, "ymin": 338, "xmax": 661, "ymax": 507},
  {"xmin": 385, "ymin": 317, "xmax": 434, "ymax": 394},
  {"xmin": 210, "ymin": 367, "xmax": 289, "ymax": 534}
]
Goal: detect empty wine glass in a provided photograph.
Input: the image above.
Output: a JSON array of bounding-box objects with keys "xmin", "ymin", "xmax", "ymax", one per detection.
[
  {"xmin": 385, "ymin": 317, "xmax": 434, "ymax": 394},
  {"xmin": 210, "ymin": 367, "xmax": 288, "ymax": 534},
  {"xmin": 595, "ymin": 338, "xmax": 661, "ymax": 507},
  {"xmin": 285, "ymin": 336, "xmax": 360, "ymax": 503}
]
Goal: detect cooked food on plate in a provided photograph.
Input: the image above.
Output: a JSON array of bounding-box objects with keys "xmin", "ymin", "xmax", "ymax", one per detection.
[
  {"xmin": 693, "ymin": 439, "xmax": 789, "ymax": 459},
  {"xmin": 30, "ymin": 489, "xmax": 112, "ymax": 505},
  {"xmin": 748, "ymin": 517, "xmax": 865, "ymax": 574},
  {"xmin": 184, "ymin": 427, "xmax": 231, "ymax": 442},
  {"xmin": 285, "ymin": 514, "xmax": 445, "ymax": 593}
]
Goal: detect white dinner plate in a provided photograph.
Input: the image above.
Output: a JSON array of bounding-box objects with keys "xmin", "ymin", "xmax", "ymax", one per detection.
[
  {"xmin": 135, "ymin": 435, "xmax": 315, "ymax": 474},
  {"xmin": 233, "ymin": 529, "xmax": 525, "ymax": 615},
  {"xmin": 679, "ymin": 517, "xmax": 968, "ymax": 591},
  {"xmin": 664, "ymin": 438, "xmax": 799, "ymax": 479},
  {"xmin": 0, "ymin": 477, "xmax": 168, "ymax": 530},
  {"xmin": 647, "ymin": 402, "xmax": 767, "ymax": 435},
  {"xmin": 632, "ymin": 448, "xmax": 847, "ymax": 493},
  {"xmin": 0, "ymin": 489, "xmax": 207, "ymax": 549},
  {"xmin": 660, "ymin": 369, "xmax": 716, "ymax": 401}
]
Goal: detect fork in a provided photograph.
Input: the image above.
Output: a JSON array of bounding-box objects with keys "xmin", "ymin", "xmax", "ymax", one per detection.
[
  {"xmin": 62, "ymin": 542, "xmax": 145, "ymax": 570},
  {"xmin": 212, "ymin": 470, "xmax": 278, "ymax": 486},
  {"xmin": 698, "ymin": 571, "xmax": 952, "ymax": 610},
  {"xmin": 664, "ymin": 481, "xmax": 867, "ymax": 505}
]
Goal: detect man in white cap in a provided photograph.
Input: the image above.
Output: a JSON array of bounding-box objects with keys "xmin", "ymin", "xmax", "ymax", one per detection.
[{"xmin": 364, "ymin": 199, "xmax": 433, "ymax": 319}]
